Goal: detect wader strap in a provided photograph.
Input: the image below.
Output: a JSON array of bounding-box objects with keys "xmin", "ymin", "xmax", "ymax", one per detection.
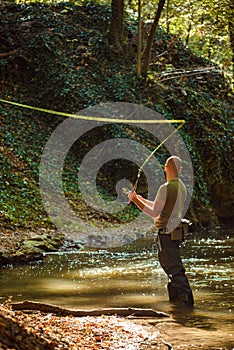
[
  {"xmin": 158, "ymin": 226, "xmax": 183, "ymax": 241},
  {"xmin": 158, "ymin": 228, "xmax": 170, "ymax": 234}
]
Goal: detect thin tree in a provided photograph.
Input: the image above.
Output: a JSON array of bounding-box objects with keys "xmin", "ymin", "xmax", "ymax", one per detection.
[
  {"xmin": 228, "ymin": 1, "xmax": 234, "ymax": 72},
  {"xmin": 137, "ymin": 0, "xmax": 142, "ymax": 76},
  {"xmin": 142, "ymin": 0, "xmax": 166, "ymax": 75}
]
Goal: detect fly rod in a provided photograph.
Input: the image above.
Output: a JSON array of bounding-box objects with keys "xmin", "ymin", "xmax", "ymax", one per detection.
[{"xmin": 122, "ymin": 122, "xmax": 185, "ymax": 196}]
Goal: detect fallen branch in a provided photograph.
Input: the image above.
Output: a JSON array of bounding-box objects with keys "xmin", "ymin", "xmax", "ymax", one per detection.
[
  {"xmin": 11, "ymin": 300, "xmax": 169, "ymax": 318},
  {"xmin": 0, "ymin": 48, "xmax": 20, "ymax": 58}
]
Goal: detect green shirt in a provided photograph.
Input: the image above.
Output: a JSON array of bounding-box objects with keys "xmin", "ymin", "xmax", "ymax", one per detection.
[{"xmin": 154, "ymin": 178, "xmax": 187, "ymax": 230}]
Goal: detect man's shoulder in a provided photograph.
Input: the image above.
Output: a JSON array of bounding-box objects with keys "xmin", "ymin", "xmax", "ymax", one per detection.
[
  {"xmin": 158, "ymin": 182, "xmax": 168, "ymax": 190},
  {"xmin": 167, "ymin": 179, "xmax": 187, "ymax": 191}
]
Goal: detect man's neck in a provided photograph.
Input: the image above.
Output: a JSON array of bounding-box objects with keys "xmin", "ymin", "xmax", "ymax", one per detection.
[{"xmin": 166, "ymin": 172, "xmax": 179, "ymax": 182}]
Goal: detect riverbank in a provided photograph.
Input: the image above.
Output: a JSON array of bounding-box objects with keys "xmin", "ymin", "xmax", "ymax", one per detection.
[
  {"xmin": 0, "ymin": 303, "xmax": 153, "ymax": 350},
  {"xmin": 0, "ymin": 228, "xmax": 66, "ymax": 265},
  {"xmin": 0, "ymin": 302, "xmax": 232, "ymax": 350}
]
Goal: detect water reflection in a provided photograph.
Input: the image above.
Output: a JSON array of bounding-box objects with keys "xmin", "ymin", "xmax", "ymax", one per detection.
[{"xmin": 0, "ymin": 230, "xmax": 233, "ymax": 346}]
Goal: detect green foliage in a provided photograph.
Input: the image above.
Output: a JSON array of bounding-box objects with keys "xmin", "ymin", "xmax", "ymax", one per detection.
[
  {"xmin": 0, "ymin": 109, "xmax": 54, "ymax": 228},
  {"xmin": 126, "ymin": 0, "xmax": 233, "ymax": 79},
  {"xmin": 0, "ymin": 1, "xmax": 233, "ymax": 229}
]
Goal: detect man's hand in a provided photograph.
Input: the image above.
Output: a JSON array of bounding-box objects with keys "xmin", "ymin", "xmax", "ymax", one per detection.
[{"xmin": 128, "ymin": 190, "xmax": 136, "ymax": 203}]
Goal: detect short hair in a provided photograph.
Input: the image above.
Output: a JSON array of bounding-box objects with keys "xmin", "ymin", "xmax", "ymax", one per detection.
[{"xmin": 166, "ymin": 156, "xmax": 182, "ymax": 174}]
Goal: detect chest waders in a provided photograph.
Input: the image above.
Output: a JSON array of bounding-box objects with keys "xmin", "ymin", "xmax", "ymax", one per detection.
[
  {"xmin": 157, "ymin": 233, "xmax": 194, "ymax": 306},
  {"xmin": 156, "ymin": 181, "xmax": 194, "ymax": 306}
]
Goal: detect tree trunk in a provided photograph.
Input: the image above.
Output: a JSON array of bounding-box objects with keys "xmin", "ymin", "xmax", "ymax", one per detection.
[
  {"xmin": 142, "ymin": 0, "xmax": 166, "ymax": 76},
  {"xmin": 137, "ymin": 0, "xmax": 142, "ymax": 76},
  {"xmin": 108, "ymin": 0, "xmax": 125, "ymax": 54},
  {"xmin": 166, "ymin": 0, "xmax": 170, "ymax": 34},
  {"xmin": 185, "ymin": 21, "xmax": 192, "ymax": 45},
  {"xmin": 228, "ymin": 3, "xmax": 234, "ymax": 72}
]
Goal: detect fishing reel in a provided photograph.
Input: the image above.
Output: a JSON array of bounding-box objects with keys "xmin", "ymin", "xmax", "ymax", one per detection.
[
  {"xmin": 115, "ymin": 186, "xmax": 133, "ymax": 204},
  {"xmin": 121, "ymin": 187, "xmax": 136, "ymax": 204},
  {"xmin": 117, "ymin": 170, "xmax": 140, "ymax": 203},
  {"xmin": 122, "ymin": 187, "xmax": 131, "ymax": 194}
]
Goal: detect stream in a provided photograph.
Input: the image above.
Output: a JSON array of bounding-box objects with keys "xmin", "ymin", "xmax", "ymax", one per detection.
[{"xmin": 0, "ymin": 227, "xmax": 233, "ymax": 348}]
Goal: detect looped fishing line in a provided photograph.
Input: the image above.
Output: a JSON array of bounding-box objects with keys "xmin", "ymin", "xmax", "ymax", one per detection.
[
  {"xmin": 0, "ymin": 98, "xmax": 185, "ymax": 124},
  {"xmin": 0, "ymin": 98, "xmax": 185, "ymax": 194}
]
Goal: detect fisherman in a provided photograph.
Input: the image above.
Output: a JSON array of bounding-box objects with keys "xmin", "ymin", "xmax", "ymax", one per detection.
[{"xmin": 128, "ymin": 156, "xmax": 194, "ymax": 306}]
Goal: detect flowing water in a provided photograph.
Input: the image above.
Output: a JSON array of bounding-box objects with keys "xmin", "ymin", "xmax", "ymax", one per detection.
[{"xmin": 0, "ymin": 228, "xmax": 233, "ymax": 348}]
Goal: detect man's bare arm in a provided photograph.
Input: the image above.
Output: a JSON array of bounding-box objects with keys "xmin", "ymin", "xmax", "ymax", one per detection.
[
  {"xmin": 137, "ymin": 195, "xmax": 154, "ymax": 207},
  {"xmin": 128, "ymin": 192, "xmax": 165, "ymax": 218}
]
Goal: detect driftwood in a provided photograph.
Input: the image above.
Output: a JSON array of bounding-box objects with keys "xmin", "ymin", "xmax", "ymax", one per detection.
[{"xmin": 11, "ymin": 300, "xmax": 169, "ymax": 318}]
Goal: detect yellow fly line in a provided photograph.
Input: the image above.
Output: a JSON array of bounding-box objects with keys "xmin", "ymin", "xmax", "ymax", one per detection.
[{"xmin": 0, "ymin": 98, "xmax": 185, "ymax": 124}]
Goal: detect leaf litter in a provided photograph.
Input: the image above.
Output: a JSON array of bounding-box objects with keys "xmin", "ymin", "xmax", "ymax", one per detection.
[{"xmin": 0, "ymin": 306, "xmax": 157, "ymax": 349}]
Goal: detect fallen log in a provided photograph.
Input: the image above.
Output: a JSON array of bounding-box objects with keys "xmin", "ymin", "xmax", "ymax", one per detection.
[
  {"xmin": 11, "ymin": 300, "xmax": 169, "ymax": 318},
  {"xmin": 0, "ymin": 48, "xmax": 20, "ymax": 58}
]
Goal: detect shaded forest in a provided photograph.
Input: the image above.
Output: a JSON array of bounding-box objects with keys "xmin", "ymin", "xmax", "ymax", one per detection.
[{"xmin": 0, "ymin": 1, "xmax": 233, "ymax": 233}]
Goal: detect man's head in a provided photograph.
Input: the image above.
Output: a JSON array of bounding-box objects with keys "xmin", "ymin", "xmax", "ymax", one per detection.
[{"xmin": 165, "ymin": 156, "xmax": 182, "ymax": 176}]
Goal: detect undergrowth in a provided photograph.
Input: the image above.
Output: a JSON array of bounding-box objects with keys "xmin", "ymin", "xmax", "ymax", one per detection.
[{"xmin": 0, "ymin": 2, "xmax": 233, "ymax": 230}]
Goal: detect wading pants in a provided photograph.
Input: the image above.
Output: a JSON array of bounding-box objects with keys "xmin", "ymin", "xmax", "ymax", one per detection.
[{"xmin": 157, "ymin": 233, "xmax": 194, "ymax": 305}]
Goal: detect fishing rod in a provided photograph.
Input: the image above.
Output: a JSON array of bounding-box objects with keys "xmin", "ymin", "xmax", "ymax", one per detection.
[{"xmin": 122, "ymin": 122, "xmax": 185, "ymax": 196}]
